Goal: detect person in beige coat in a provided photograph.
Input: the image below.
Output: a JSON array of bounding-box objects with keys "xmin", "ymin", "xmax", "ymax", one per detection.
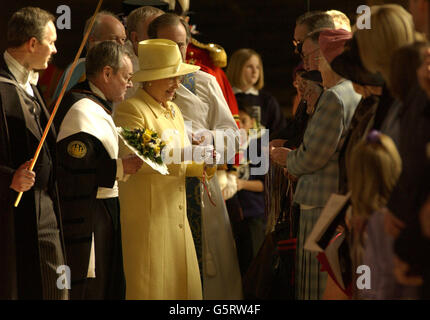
[{"xmin": 114, "ymin": 39, "xmax": 212, "ymax": 300}]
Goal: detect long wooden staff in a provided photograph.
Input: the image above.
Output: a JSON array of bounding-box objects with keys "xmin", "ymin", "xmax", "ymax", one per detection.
[{"xmin": 14, "ymin": 0, "xmax": 104, "ymax": 207}]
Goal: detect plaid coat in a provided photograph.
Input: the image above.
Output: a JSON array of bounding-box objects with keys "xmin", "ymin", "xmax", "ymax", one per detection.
[{"xmin": 287, "ymin": 80, "xmax": 361, "ymax": 207}]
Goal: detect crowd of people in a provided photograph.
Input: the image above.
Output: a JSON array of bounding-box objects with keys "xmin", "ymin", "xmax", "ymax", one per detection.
[
  {"xmin": 271, "ymin": 3, "xmax": 430, "ymax": 300},
  {"xmin": 0, "ymin": 0, "xmax": 429, "ymax": 301}
]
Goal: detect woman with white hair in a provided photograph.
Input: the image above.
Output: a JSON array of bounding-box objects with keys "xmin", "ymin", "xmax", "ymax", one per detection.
[
  {"xmin": 271, "ymin": 28, "xmax": 361, "ymax": 300},
  {"xmin": 326, "ymin": 10, "xmax": 351, "ymax": 31}
]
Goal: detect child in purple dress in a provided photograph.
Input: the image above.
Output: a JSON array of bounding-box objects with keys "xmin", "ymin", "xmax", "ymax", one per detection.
[{"xmin": 347, "ymin": 131, "xmax": 420, "ymax": 299}]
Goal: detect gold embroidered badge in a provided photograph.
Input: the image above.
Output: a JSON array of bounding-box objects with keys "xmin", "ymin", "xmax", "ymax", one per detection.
[{"xmin": 67, "ymin": 141, "xmax": 87, "ymax": 158}]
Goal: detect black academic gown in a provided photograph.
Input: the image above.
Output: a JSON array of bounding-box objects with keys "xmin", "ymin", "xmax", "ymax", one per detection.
[
  {"xmin": 54, "ymin": 81, "xmax": 125, "ymax": 300},
  {"xmin": 0, "ymin": 57, "xmax": 65, "ymax": 299}
]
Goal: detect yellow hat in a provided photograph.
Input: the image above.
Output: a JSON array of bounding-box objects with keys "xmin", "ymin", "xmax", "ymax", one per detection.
[{"xmin": 132, "ymin": 39, "xmax": 200, "ymax": 82}]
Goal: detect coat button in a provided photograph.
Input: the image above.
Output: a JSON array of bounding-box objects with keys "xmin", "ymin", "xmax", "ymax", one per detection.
[
  {"xmin": 179, "ymin": 224, "xmax": 183, "ymax": 228},
  {"xmin": 179, "ymin": 204, "xmax": 183, "ymax": 210}
]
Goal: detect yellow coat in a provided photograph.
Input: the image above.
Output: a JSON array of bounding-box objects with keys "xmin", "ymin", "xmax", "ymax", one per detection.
[{"xmin": 114, "ymin": 88, "xmax": 203, "ymax": 300}]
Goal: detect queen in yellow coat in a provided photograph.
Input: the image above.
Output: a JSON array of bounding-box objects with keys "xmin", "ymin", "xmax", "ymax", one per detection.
[{"xmin": 114, "ymin": 39, "xmax": 206, "ymax": 299}]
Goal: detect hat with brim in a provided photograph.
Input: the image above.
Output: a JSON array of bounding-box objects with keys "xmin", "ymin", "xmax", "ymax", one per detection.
[
  {"xmin": 132, "ymin": 39, "xmax": 200, "ymax": 82},
  {"xmin": 330, "ymin": 37, "xmax": 385, "ymax": 86}
]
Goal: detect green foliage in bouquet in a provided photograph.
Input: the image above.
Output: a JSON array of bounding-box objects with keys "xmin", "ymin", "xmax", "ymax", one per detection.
[{"xmin": 121, "ymin": 127, "xmax": 166, "ymax": 165}]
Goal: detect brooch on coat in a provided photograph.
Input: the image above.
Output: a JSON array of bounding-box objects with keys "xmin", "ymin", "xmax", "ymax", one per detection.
[{"xmin": 163, "ymin": 105, "xmax": 176, "ymax": 119}]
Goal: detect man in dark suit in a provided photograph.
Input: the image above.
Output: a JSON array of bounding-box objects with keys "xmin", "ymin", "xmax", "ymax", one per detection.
[{"xmin": 0, "ymin": 6, "xmax": 67, "ymax": 300}]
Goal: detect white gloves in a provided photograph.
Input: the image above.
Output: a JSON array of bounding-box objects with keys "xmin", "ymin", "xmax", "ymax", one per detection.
[{"xmin": 217, "ymin": 170, "xmax": 238, "ymax": 200}]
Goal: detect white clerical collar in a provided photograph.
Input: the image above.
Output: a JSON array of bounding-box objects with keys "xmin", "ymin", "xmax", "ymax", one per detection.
[
  {"xmin": 4, "ymin": 50, "xmax": 39, "ymax": 87},
  {"xmin": 232, "ymin": 86, "xmax": 259, "ymax": 96},
  {"xmin": 89, "ymin": 81, "xmax": 107, "ymax": 101}
]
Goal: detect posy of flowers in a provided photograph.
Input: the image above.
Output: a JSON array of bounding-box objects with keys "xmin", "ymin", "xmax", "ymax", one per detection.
[{"xmin": 120, "ymin": 127, "xmax": 166, "ymax": 165}]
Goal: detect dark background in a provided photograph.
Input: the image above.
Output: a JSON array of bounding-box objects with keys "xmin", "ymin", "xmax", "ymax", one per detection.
[{"xmin": 1, "ymin": 0, "xmax": 408, "ymax": 115}]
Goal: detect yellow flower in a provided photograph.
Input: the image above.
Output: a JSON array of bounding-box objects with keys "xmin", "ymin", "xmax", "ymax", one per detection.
[
  {"xmin": 143, "ymin": 132, "xmax": 152, "ymax": 144},
  {"xmin": 145, "ymin": 128, "xmax": 153, "ymax": 136}
]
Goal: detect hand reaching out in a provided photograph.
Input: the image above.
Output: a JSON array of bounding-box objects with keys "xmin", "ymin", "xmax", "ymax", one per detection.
[
  {"xmin": 303, "ymin": 81, "xmax": 323, "ymax": 115},
  {"xmin": 122, "ymin": 154, "xmax": 144, "ymax": 175},
  {"xmin": 393, "ymin": 255, "xmax": 423, "ymax": 286},
  {"xmin": 271, "ymin": 147, "xmax": 290, "ymax": 167},
  {"xmin": 269, "ymin": 139, "xmax": 287, "ymax": 161}
]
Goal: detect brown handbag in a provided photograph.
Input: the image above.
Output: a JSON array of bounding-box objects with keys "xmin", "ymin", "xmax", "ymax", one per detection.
[{"xmin": 242, "ymin": 163, "xmax": 297, "ymax": 300}]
